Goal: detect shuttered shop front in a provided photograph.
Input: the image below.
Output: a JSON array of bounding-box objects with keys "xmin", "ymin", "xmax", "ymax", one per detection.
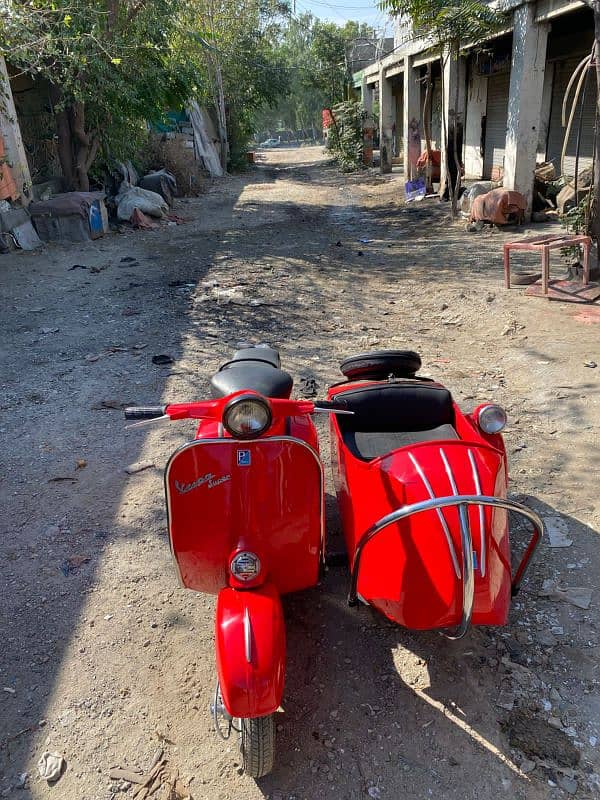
[
  {"xmin": 483, "ymin": 71, "xmax": 510, "ymax": 178},
  {"xmin": 546, "ymin": 57, "xmax": 596, "ymax": 179}
]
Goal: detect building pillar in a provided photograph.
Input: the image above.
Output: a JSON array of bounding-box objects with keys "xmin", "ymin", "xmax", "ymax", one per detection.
[
  {"xmin": 403, "ymin": 56, "xmax": 421, "ymax": 181},
  {"xmin": 440, "ymin": 52, "xmax": 467, "ymax": 196},
  {"xmin": 379, "ymin": 67, "xmax": 394, "ymax": 174},
  {"xmin": 464, "ymin": 70, "xmax": 488, "ymax": 179},
  {"xmin": 504, "ymin": 4, "xmax": 549, "ymax": 217},
  {"xmin": 0, "ymin": 56, "xmax": 31, "ymax": 205},
  {"xmin": 361, "ymin": 76, "xmax": 374, "ymax": 167}
]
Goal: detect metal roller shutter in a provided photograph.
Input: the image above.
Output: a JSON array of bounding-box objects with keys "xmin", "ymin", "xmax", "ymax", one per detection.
[
  {"xmin": 546, "ymin": 57, "xmax": 596, "ymax": 179},
  {"xmin": 483, "ymin": 71, "xmax": 510, "ymax": 178}
]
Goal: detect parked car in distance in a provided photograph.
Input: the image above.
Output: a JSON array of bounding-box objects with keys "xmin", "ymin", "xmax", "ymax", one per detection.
[{"xmin": 260, "ymin": 138, "xmax": 280, "ymax": 147}]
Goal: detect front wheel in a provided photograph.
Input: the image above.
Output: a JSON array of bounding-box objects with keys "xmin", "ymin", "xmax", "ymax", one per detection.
[{"xmin": 239, "ymin": 714, "xmax": 275, "ymax": 778}]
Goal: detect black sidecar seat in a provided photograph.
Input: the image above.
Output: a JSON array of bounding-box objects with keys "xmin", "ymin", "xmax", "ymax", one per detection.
[
  {"xmin": 334, "ymin": 382, "xmax": 458, "ymax": 461},
  {"xmin": 210, "ymin": 346, "xmax": 294, "ymax": 399}
]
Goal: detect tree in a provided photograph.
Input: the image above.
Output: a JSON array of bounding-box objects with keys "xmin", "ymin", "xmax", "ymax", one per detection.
[
  {"xmin": 181, "ymin": 0, "xmax": 290, "ymax": 168},
  {"xmin": 254, "ymin": 14, "xmax": 373, "ymax": 139},
  {"xmin": 379, "ymin": 0, "xmax": 503, "ymax": 216},
  {"xmin": 1, "ymin": 0, "xmax": 197, "ymax": 190},
  {"xmin": 581, "ymin": 1, "xmax": 600, "ymax": 250}
]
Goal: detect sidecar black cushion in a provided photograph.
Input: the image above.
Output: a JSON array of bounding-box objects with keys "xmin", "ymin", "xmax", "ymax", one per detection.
[
  {"xmin": 334, "ymin": 383, "xmax": 456, "ymax": 460},
  {"xmin": 340, "ymin": 350, "xmax": 422, "ymax": 381},
  {"xmin": 346, "ymin": 425, "xmax": 458, "ymax": 460}
]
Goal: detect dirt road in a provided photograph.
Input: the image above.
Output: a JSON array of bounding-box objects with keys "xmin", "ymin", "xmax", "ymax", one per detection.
[{"xmin": 1, "ymin": 147, "xmax": 599, "ymax": 799}]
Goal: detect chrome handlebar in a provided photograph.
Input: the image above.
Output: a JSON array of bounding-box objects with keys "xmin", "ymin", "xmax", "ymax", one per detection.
[{"xmin": 348, "ymin": 495, "xmax": 544, "ymax": 639}]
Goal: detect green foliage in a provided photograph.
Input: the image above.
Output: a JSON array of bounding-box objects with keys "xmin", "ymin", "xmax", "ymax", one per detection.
[
  {"xmin": 180, "ymin": 0, "xmax": 291, "ymax": 169},
  {"xmin": 1, "ymin": 0, "xmax": 198, "ymax": 184},
  {"xmin": 254, "ymin": 14, "xmax": 373, "ymax": 137},
  {"xmin": 378, "ymin": 0, "xmax": 504, "ymax": 50},
  {"xmin": 561, "ymin": 190, "xmax": 593, "ymax": 248},
  {"xmin": 327, "ymin": 100, "xmax": 364, "ymax": 172},
  {"xmin": 0, "ymin": 0, "xmax": 291, "ymax": 178},
  {"xmin": 2, "ymin": 0, "xmax": 197, "ymax": 135}
]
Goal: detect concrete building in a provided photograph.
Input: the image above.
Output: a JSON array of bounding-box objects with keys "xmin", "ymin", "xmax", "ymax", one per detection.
[{"xmin": 353, "ymin": 0, "xmax": 596, "ymax": 217}]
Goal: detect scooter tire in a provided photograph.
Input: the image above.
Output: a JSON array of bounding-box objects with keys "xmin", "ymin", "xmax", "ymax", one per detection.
[{"xmin": 239, "ymin": 714, "xmax": 275, "ymax": 778}]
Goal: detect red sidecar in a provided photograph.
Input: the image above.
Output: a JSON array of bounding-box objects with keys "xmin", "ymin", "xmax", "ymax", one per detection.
[{"xmin": 327, "ymin": 350, "xmax": 543, "ymax": 638}]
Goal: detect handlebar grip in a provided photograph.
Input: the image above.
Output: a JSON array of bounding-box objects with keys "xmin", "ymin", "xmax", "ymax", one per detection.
[
  {"xmin": 313, "ymin": 400, "xmax": 339, "ymax": 410},
  {"xmin": 124, "ymin": 406, "xmax": 167, "ymax": 420}
]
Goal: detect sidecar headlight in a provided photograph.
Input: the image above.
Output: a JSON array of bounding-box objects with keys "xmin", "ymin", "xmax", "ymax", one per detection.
[
  {"xmin": 477, "ymin": 404, "xmax": 507, "ymax": 434},
  {"xmin": 223, "ymin": 393, "xmax": 272, "ymax": 439}
]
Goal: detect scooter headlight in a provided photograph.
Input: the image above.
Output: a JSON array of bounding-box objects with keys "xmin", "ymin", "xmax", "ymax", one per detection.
[
  {"xmin": 230, "ymin": 551, "xmax": 261, "ymax": 581},
  {"xmin": 477, "ymin": 404, "xmax": 507, "ymax": 434},
  {"xmin": 222, "ymin": 393, "xmax": 272, "ymax": 439}
]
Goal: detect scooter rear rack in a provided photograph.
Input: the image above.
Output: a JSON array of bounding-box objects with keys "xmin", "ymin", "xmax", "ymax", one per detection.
[{"xmin": 348, "ymin": 495, "xmax": 544, "ymax": 639}]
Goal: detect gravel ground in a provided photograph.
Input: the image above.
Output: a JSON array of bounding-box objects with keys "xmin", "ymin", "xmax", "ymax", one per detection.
[{"xmin": 1, "ymin": 146, "xmax": 599, "ymax": 800}]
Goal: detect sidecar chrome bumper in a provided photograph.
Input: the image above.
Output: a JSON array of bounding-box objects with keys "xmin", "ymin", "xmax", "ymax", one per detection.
[{"xmin": 348, "ymin": 495, "xmax": 544, "ymax": 639}]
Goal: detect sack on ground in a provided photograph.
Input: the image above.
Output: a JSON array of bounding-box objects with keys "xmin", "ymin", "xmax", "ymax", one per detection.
[{"xmin": 116, "ymin": 185, "xmax": 168, "ymax": 221}]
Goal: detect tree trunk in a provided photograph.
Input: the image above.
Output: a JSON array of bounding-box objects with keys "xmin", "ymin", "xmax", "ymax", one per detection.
[
  {"xmin": 213, "ymin": 58, "xmax": 229, "ymax": 171},
  {"xmin": 50, "ymin": 89, "xmax": 97, "ymax": 191},
  {"xmin": 70, "ymin": 102, "xmax": 92, "ymax": 192},
  {"xmin": 423, "ymin": 63, "xmax": 433, "ymax": 192},
  {"xmin": 50, "ymin": 85, "xmax": 76, "ymax": 190},
  {"xmin": 591, "ymin": 2, "xmax": 600, "ymax": 249},
  {"xmin": 439, "ymin": 53, "xmax": 452, "ymax": 208},
  {"xmin": 451, "ymin": 43, "xmax": 462, "ymax": 219}
]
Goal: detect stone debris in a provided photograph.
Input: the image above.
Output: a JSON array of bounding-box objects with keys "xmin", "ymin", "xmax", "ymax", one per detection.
[
  {"xmin": 544, "ymin": 515, "xmax": 573, "ymax": 548},
  {"xmin": 558, "ymin": 775, "xmax": 578, "ymax": 794},
  {"xmin": 496, "ymin": 690, "xmax": 516, "ymax": 711},
  {"xmin": 538, "ymin": 580, "xmax": 592, "ymax": 610},
  {"xmin": 519, "ymin": 759, "xmax": 536, "ymax": 774}
]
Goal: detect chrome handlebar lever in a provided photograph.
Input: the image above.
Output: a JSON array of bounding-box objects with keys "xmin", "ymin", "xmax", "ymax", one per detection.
[{"xmin": 125, "ymin": 414, "xmax": 171, "ymax": 430}]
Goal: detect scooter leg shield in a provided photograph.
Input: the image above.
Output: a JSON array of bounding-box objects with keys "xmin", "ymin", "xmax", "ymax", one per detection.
[{"xmin": 215, "ymin": 583, "xmax": 285, "ymax": 718}]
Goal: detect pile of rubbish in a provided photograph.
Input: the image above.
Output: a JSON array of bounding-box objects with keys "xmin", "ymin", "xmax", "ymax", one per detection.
[
  {"xmin": 0, "ymin": 162, "xmax": 181, "ymax": 254},
  {"xmin": 111, "ymin": 161, "xmax": 178, "ymax": 227},
  {"xmin": 535, "ymin": 163, "xmax": 594, "ymax": 218},
  {"xmin": 461, "ymin": 181, "xmax": 527, "ymax": 228},
  {"xmin": 461, "ymin": 161, "xmax": 593, "ymax": 231},
  {"xmin": 0, "ymin": 198, "xmax": 43, "ymax": 253}
]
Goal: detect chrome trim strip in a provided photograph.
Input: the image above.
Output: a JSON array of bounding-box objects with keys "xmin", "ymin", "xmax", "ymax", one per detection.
[
  {"xmin": 163, "ymin": 436, "xmax": 325, "ymax": 590},
  {"xmin": 348, "ymin": 495, "xmax": 544, "ymax": 639},
  {"xmin": 449, "ymin": 504, "xmax": 474, "ymax": 639},
  {"xmin": 467, "ymin": 449, "xmax": 486, "ymax": 577},
  {"xmin": 439, "ymin": 448, "xmax": 459, "ymax": 494},
  {"xmin": 408, "ymin": 452, "xmax": 461, "ymax": 578},
  {"xmin": 243, "ymin": 607, "xmax": 252, "ymax": 663}
]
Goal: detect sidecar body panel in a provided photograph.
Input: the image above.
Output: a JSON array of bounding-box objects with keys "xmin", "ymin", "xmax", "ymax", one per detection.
[{"xmin": 329, "ymin": 380, "xmax": 510, "ymax": 629}]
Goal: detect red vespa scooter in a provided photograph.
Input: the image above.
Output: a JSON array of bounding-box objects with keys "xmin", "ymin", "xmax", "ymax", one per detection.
[
  {"xmin": 125, "ymin": 346, "xmax": 346, "ymax": 777},
  {"xmin": 327, "ymin": 350, "xmax": 544, "ymax": 638}
]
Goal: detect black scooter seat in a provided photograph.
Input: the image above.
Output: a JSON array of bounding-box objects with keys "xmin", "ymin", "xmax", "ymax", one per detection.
[{"xmin": 210, "ymin": 346, "xmax": 293, "ymax": 399}]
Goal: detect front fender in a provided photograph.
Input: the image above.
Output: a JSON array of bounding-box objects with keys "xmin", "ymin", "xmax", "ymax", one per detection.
[{"xmin": 215, "ymin": 582, "xmax": 285, "ymax": 718}]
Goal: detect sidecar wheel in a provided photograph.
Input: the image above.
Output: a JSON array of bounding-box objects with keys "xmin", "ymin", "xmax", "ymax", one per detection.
[{"xmin": 239, "ymin": 714, "xmax": 275, "ymax": 778}]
